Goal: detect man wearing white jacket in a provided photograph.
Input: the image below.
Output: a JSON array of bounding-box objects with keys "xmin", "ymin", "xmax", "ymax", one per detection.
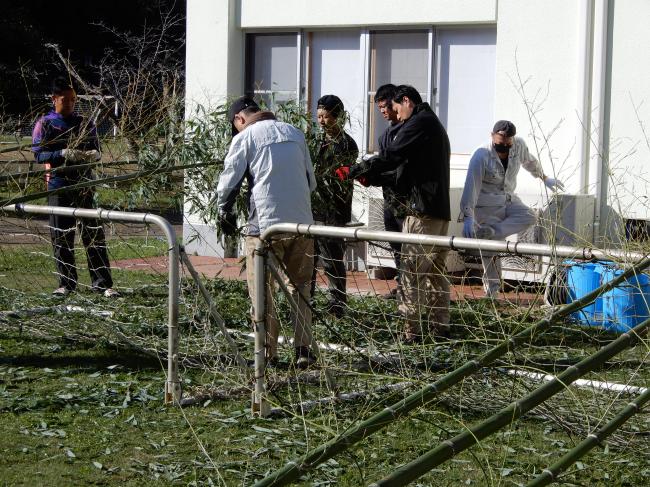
[
  {"xmin": 216, "ymin": 97, "xmax": 318, "ymax": 368},
  {"xmin": 460, "ymin": 120, "xmax": 563, "ymax": 297}
]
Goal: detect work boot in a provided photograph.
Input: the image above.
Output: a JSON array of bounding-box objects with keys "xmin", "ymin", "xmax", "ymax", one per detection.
[{"xmin": 52, "ymin": 287, "xmax": 73, "ymax": 296}]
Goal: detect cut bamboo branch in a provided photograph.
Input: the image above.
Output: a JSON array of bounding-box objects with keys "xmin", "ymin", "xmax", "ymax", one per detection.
[
  {"xmin": 526, "ymin": 386, "xmax": 650, "ymax": 486},
  {"xmin": 253, "ymin": 256, "xmax": 650, "ymax": 487},
  {"xmin": 370, "ymin": 317, "xmax": 650, "ymax": 487},
  {"xmin": 0, "ymin": 159, "xmax": 136, "ymax": 184},
  {"xmin": 0, "ymin": 160, "xmax": 212, "ymax": 207},
  {"xmin": 179, "ymin": 248, "xmax": 249, "ymax": 373}
]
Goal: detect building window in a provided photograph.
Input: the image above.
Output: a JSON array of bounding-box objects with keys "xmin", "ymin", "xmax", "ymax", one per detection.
[
  {"xmin": 245, "ymin": 33, "xmax": 298, "ymax": 108},
  {"xmin": 434, "ymin": 28, "xmax": 497, "ymax": 155},
  {"xmin": 367, "ymin": 30, "xmax": 430, "ymax": 153}
]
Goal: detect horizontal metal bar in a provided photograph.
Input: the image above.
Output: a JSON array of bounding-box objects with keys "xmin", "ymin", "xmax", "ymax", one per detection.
[{"xmin": 261, "ymin": 223, "xmax": 647, "ymax": 262}]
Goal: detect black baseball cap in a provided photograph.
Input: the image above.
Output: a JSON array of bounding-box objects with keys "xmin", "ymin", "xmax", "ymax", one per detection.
[
  {"xmin": 228, "ymin": 96, "xmax": 259, "ymax": 134},
  {"xmin": 492, "ymin": 120, "xmax": 516, "ymax": 137}
]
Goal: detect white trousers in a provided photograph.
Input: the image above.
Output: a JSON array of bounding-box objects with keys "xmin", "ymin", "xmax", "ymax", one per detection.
[{"xmin": 474, "ymin": 195, "xmax": 535, "ymax": 296}]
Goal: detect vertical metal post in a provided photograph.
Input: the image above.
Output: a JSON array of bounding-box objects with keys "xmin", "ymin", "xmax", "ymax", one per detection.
[
  {"xmin": 159, "ymin": 217, "xmax": 181, "ymax": 404},
  {"xmin": 252, "ymin": 240, "xmax": 270, "ymax": 417}
]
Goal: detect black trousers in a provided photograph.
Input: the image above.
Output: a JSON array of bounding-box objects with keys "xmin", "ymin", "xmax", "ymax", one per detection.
[
  {"xmin": 383, "ymin": 205, "xmax": 404, "ymax": 272},
  {"xmin": 48, "ymin": 190, "xmax": 113, "ymax": 291},
  {"xmin": 313, "ymin": 237, "xmax": 347, "ymax": 306}
]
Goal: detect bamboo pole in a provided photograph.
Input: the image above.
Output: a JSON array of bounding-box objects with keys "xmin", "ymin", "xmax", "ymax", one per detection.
[
  {"xmin": 526, "ymin": 386, "xmax": 650, "ymax": 487},
  {"xmin": 0, "ymin": 157, "xmax": 222, "ymax": 184},
  {"xmin": 0, "ymin": 159, "xmax": 136, "ymax": 184},
  {"xmin": 0, "ymin": 143, "xmax": 30, "ymax": 155},
  {"xmin": 371, "ymin": 318, "xmax": 650, "ymax": 487},
  {"xmin": 252, "ymin": 256, "xmax": 650, "ymax": 487},
  {"xmin": 0, "ymin": 161, "xmax": 212, "ymax": 207}
]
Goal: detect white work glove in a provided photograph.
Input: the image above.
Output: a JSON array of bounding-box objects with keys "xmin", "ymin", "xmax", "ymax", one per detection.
[
  {"xmin": 85, "ymin": 149, "xmax": 102, "ymax": 162},
  {"xmin": 62, "ymin": 149, "xmax": 101, "ymax": 163},
  {"xmin": 462, "ymin": 216, "xmax": 476, "ymax": 238},
  {"xmin": 544, "ymin": 176, "xmax": 564, "ymax": 191}
]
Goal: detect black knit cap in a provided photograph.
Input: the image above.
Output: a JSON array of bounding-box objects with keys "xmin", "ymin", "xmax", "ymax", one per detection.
[
  {"xmin": 317, "ymin": 94, "xmax": 344, "ymax": 118},
  {"xmin": 492, "ymin": 120, "xmax": 516, "ymax": 136}
]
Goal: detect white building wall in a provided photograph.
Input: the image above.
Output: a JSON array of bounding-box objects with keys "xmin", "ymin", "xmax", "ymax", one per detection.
[
  {"xmin": 184, "ymin": 0, "xmax": 243, "ymax": 255},
  {"xmin": 239, "ymin": 0, "xmax": 497, "ymax": 27},
  {"xmin": 183, "ymin": 0, "xmax": 650, "ymax": 256},
  {"xmin": 608, "ymin": 0, "xmax": 650, "ymax": 220},
  {"xmin": 493, "ymin": 0, "xmax": 581, "ymax": 212}
]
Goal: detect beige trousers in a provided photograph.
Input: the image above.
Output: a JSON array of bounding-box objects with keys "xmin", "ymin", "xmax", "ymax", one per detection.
[
  {"xmin": 245, "ymin": 235, "xmax": 314, "ymax": 358},
  {"xmin": 399, "ymin": 216, "xmax": 450, "ymax": 336}
]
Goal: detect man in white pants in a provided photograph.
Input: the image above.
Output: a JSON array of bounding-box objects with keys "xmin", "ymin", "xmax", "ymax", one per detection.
[{"xmin": 460, "ymin": 120, "xmax": 564, "ymax": 297}]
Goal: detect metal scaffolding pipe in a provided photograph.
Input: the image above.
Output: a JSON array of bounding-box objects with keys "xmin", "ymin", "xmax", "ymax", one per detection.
[
  {"xmin": 1, "ymin": 203, "xmax": 181, "ymax": 404},
  {"xmin": 260, "ymin": 223, "xmax": 646, "ymax": 263},
  {"xmin": 252, "ymin": 240, "xmax": 270, "ymax": 417}
]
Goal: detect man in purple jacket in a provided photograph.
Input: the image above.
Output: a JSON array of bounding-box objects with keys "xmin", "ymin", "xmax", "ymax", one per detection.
[{"xmin": 32, "ymin": 76, "xmax": 118, "ymax": 297}]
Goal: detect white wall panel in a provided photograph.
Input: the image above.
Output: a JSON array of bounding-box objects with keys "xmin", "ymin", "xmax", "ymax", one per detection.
[
  {"xmin": 608, "ymin": 0, "xmax": 650, "ymax": 219},
  {"xmin": 240, "ymin": 0, "xmax": 496, "ymax": 28},
  {"xmin": 494, "ymin": 0, "xmax": 579, "ymax": 203},
  {"xmin": 309, "ymin": 31, "xmax": 365, "ymax": 148},
  {"xmin": 435, "ymin": 27, "xmax": 496, "ymax": 156}
]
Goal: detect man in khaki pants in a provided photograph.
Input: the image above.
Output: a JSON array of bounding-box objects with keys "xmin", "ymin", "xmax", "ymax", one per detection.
[
  {"xmin": 216, "ymin": 97, "xmax": 318, "ymax": 367},
  {"xmin": 349, "ymin": 85, "xmax": 451, "ymax": 343}
]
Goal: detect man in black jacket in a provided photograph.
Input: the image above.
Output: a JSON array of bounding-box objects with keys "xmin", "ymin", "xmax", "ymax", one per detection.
[
  {"xmin": 349, "ymin": 85, "xmax": 451, "ymax": 342},
  {"xmin": 374, "ymin": 84, "xmax": 405, "ymax": 297}
]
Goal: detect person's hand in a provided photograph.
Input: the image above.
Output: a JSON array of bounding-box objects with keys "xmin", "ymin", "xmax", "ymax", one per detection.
[
  {"xmin": 462, "ymin": 217, "xmax": 476, "ymax": 238},
  {"xmin": 217, "ymin": 212, "xmax": 238, "ymax": 237},
  {"xmin": 84, "ymin": 149, "xmax": 101, "ymax": 162},
  {"xmin": 357, "ymin": 176, "xmax": 370, "ymax": 187},
  {"xmin": 62, "ymin": 149, "xmax": 101, "ymax": 163},
  {"xmin": 348, "ymin": 160, "xmax": 370, "ymax": 180},
  {"xmin": 544, "ymin": 177, "xmax": 564, "ymax": 191},
  {"xmin": 61, "ymin": 148, "xmax": 85, "ymax": 163},
  {"xmin": 334, "ymin": 166, "xmax": 351, "ymax": 181}
]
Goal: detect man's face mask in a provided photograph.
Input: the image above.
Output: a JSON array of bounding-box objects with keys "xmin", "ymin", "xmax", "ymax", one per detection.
[{"xmin": 493, "ymin": 143, "xmax": 512, "ymax": 154}]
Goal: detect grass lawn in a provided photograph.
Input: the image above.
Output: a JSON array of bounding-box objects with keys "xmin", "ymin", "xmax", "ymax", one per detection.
[{"xmin": 1, "ymin": 239, "xmax": 649, "ymax": 486}]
